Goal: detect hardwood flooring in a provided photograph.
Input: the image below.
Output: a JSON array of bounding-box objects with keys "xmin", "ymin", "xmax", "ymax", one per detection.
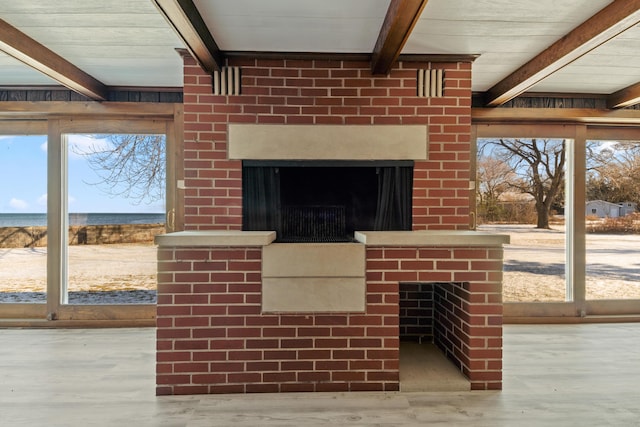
[{"xmin": 0, "ymin": 323, "xmax": 639, "ymax": 426}]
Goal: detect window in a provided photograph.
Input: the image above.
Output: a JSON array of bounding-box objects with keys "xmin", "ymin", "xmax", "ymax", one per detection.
[
  {"xmin": 476, "ymin": 137, "xmax": 568, "ymax": 302},
  {"xmin": 474, "ymin": 123, "xmax": 640, "ymax": 318},
  {"xmin": 65, "ymin": 134, "xmax": 165, "ymax": 305},
  {"xmin": 0, "ymin": 106, "xmax": 181, "ymax": 323},
  {"xmin": 0, "ymin": 135, "xmax": 48, "ymax": 305},
  {"xmin": 585, "ymin": 140, "xmax": 640, "ymax": 301}
]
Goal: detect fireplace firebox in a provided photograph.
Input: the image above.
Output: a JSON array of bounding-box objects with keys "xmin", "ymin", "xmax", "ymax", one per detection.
[{"xmin": 242, "ymin": 161, "xmax": 413, "ymax": 242}]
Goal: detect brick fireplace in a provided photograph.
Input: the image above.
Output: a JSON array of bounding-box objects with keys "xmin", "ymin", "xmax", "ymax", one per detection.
[{"xmin": 155, "ymin": 55, "xmax": 508, "ymax": 394}]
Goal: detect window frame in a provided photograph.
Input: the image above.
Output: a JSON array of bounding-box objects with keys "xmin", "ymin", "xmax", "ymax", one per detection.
[
  {"xmin": 0, "ymin": 102, "xmax": 183, "ymax": 324},
  {"xmin": 473, "ymin": 123, "xmax": 640, "ymax": 320}
]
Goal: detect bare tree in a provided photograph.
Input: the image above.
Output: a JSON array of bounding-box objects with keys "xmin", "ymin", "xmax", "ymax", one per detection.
[
  {"xmin": 478, "ymin": 138, "xmax": 565, "ymax": 229},
  {"xmin": 476, "ymin": 155, "xmax": 517, "ymax": 222},
  {"xmin": 587, "ymin": 140, "xmax": 640, "ymax": 205},
  {"xmin": 73, "ymin": 134, "xmax": 165, "ymax": 205}
]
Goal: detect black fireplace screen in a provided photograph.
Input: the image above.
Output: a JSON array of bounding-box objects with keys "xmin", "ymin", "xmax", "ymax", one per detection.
[
  {"xmin": 281, "ymin": 205, "xmax": 346, "ymax": 242},
  {"xmin": 242, "ymin": 161, "xmax": 412, "ymax": 242}
]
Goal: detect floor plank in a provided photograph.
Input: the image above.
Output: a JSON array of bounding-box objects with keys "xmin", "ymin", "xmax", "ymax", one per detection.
[{"xmin": 0, "ymin": 324, "xmax": 638, "ymax": 426}]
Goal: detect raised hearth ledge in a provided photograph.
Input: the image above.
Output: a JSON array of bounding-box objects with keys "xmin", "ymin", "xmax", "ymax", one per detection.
[
  {"xmin": 155, "ymin": 230, "xmax": 276, "ymax": 247},
  {"xmin": 155, "ymin": 230, "xmax": 509, "ymax": 247},
  {"xmin": 354, "ymin": 230, "xmax": 510, "ymax": 246}
]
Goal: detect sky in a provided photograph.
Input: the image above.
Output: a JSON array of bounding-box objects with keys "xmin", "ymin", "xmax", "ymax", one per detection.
[{"xmin": 0, "ymin": 134, "xmax": 165, "ymax": 214}]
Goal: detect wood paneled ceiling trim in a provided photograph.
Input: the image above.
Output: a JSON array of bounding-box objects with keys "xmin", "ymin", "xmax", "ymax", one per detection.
[
  {"xmin": 485, "ymin": 0, "xmax": 640, "ymax": 107},
  {"xmin": 371, "ymin": 0, "xmax": 429, "ymax": 75},
  {"xmin": 0, "ymin": 19, "xmax": 108, "ymax": 101},
  {"xmin": 220, "ymin": 51, "xmax": 477, "ymax": 64},
  {"xmin": 152, "ymin": 0, "xmax": 223, "ymax": 73}
]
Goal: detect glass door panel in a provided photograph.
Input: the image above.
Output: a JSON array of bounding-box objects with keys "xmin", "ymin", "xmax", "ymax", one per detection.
[
  {"xmin": 586, "ymin": 140, "xmax": 640, "ymax": 300},
  {"xmin": 0, "ymin": 135, "xmax": 48, "ymax": 304},
  {"xmin": 65, "ymin": 134, "xmax": 165, "ymax": 304},
  {"xmin": 477, "ymin": 137, "xmax": 568, "ymax": 302}
]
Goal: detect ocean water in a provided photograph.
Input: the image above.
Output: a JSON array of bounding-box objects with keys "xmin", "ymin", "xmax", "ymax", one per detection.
[{"xmin": 0, "ymin": 213, "xmax": 165, "ymax": 227}]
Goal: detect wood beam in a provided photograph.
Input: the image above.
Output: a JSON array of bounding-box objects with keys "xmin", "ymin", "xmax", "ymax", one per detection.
[
  {"xmin": 472, "ymin": 107, "xmax": 640, "ymax": 126},
  {"xmin": 0, "ymin": 19, "xmax": 108, "ymax": 101},
  {"xmin": 0, "ymin": 101, "xmax": 176, "ymax": 120},
  {"xmin": 485, "ymin": 0, "xmax": 640, "ymax": 106},
  {"xmin": 153, "ymin": 0, "xmax": 223, "ymax": 73},
  {"xmin": 608, "ymin": 81, "xmax": 640, "ymax": 109},
  {"xmin": 371, "ymin": 0, "xmax": 428, "ymax": 75}
]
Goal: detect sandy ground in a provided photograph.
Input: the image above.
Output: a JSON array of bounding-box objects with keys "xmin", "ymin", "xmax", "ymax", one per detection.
[
  {"xmin": 0, "ymin": 244, "xmax": 157, "ymax": 303},
  {"xmin": 1, "ymin": 227, "xmax": 640, "ymax": 303}
]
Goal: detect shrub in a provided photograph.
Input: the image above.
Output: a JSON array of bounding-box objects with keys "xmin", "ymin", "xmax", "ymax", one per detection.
[
  {"xmin": 477, "ymin": 201, "xmax": 537, "ymax": 225},
  {"xmin": 587, "ymin": 212, "xmax": 640, "ymax": 234}
]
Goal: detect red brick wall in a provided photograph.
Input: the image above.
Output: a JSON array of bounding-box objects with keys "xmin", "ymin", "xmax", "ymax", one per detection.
[
  {"xmin": 399, "ymin": 282, "xmax": 434, "ymax": 342},
  {"xmin": 156, "ymin": 246, "xmax": 400, "ymax": 394},
  {"xmin": 156, "ymin": 244, "xmax": 503, "ymax": 394},
  {"xmin": 182, "ymin": 56, "xmax": 472, "ymax": 231}
]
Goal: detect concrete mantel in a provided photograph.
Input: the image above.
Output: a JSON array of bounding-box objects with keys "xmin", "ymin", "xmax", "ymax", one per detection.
[
  {"xmin": 228, "ymin": 124, "xmax": 428, "ymax": 160},
  {"xmin": 156, "ymin": 230, "xmax": 510, "ymax": 248},
  {"xmin": 354, "ymin": 230, "xmax": 510, "ymax": 246},
  {"xmin": 155, "ymin": 230, "xmax": 276, "ymax": 247}
]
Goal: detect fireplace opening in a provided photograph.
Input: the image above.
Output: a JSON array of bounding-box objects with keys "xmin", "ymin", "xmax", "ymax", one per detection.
[{"xmin": 243, "ymin": 161, "xmax": 413, "ymax": 242}]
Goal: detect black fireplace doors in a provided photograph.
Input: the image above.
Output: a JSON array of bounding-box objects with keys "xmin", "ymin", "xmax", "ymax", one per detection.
[{"xmin": 243, "ymin": 161, "xmax": 413, "ymax": 242}]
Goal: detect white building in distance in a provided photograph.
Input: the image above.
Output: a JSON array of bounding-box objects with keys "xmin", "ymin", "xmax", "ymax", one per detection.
[{"xmin": 586, "ymin": 200, "xmax": 637, "ymax": 218}]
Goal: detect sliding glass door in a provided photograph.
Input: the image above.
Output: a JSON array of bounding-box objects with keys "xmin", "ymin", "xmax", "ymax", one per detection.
[
  {"xmin": 0, "ymin": 134, "xmax": 48, "ymax": 305},
  {"xmin": 0, "ymin": 108, "xmax": 181, "ymax": 322},
  {"xmin": 66, "ymin": 133, "xmax": 165, "ymax": 305},
  {"xmin": 475, "ymin": 123, "xmax": 640, "ymax": 317},
  {"xmin": 476, "ymin": 136, "xmax": 568, "ymax": 302},
  {"xmin": 585, "ymin": 139, "xmax": 640, "ymax": 301}
]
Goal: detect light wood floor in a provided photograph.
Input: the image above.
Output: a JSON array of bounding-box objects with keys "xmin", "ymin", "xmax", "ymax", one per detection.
[{"xmin": 1, "ymin": 323, "xmax": 639, "ymax": 426}]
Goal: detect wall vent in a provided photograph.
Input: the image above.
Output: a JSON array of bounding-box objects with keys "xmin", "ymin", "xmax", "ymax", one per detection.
[
  {"xmin": 213, "ymin": 67, "xmax": 241, "ymax": 95},
  {"xmin": 417, "ymin": 69, "xmax": 444, "ymax": 97}
]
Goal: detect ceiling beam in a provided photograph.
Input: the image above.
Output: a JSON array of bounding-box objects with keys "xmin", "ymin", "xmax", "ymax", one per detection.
[
  {"xmin": 608, "ymin": 81, "xmax": 640, "ymax": 109},
  {"xmin": 485, "ymin": 0, "xmax": 640, "ymax": 107},
  {"xmin": 0, "ymin": 19, "xmax": 108, "ymax": 101},
  {"xmin": 371, "ymin": 0, "xmax": 429, "ymax": 75},
  {"xmin": 153, "ymin": 0, "xmax": 223, "ymax": 73},
  {"xmin": 472, "ymin": 107, "xmax": 640, "ymax": 126}
]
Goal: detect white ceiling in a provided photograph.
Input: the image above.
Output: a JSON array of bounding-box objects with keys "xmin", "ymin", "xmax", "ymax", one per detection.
[
  {"xmin": 0, "ymin": 0, "xmax": 184, "ymax": 87},
  {"xmin": 195, "ymin": 0, "xmax": 391, "ymax": 53},
  {"xmin": 405, "ymin": 0, "xmax": 613, "ymax": 92},
  {"xmin": 0, "ymin": 0, "xmax": 638, "ymax": 100},
  {"xmin": 533, "ymin": 23, "xmax": 640, "ymax": 94}
]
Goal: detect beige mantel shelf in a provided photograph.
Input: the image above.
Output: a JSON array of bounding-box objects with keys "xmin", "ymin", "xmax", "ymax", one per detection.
[
  {"xmin": 155, "ymin": 230, "xmax": 276, "ymax": 247},
  {"xmin": 156, "ymin": 230, "xmax": 509, "ymax": 247},
  {"xmin": 354, "ymin": 231, "xmax": 510, "ymax": 246}
]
